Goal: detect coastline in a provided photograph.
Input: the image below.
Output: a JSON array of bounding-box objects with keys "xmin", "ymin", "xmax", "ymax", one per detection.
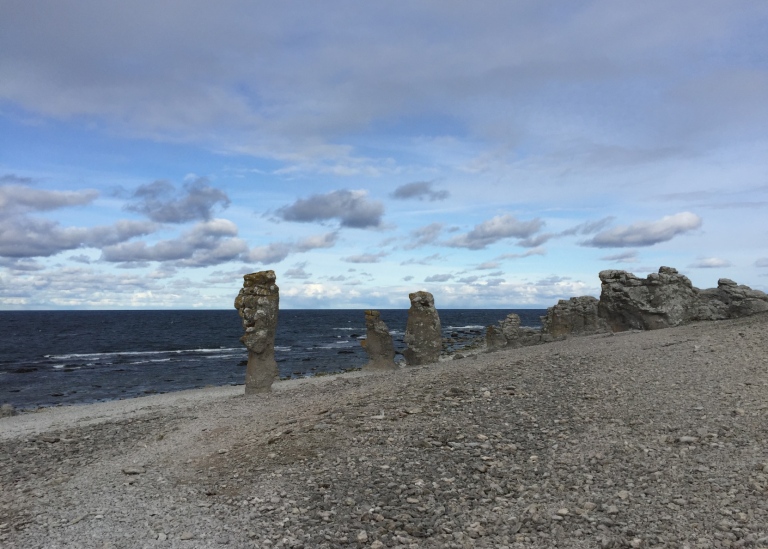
[{"xmin": 2, "ymin": 314, "xmax": 767, "ymax": 548}]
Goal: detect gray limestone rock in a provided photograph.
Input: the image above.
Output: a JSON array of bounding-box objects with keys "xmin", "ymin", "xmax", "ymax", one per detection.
[
  {"xmin": 403, "ymin": 291, "xmax": 442, "ymax": 366},
  {"xmin": 485, "ymin": 325, "xmax": 507, "ymax": 351},
  {"xmin": 597, "ymin": 266, "xmax": 768, "ymax": 332},
  {"xmin": 0, "ymin": 403, "xmax": 15, "ymax": 418},
  {"xmin": 693, "ymin": 278, "xmax": 768, "ymax": 320},
  {"xmin": 361, "ymin": 310, "xmax": 398, "ymax": 371},
  {"xmin": 597, "ymin": 267, "xmax": 698, "ymax": 331},
  {"xmin": 234, "ymin": 270, "xmax": 280, "ymax": 394},
  {"xmin": 541, "ymin": 296, "xmax": 608, "ymax": 337}
]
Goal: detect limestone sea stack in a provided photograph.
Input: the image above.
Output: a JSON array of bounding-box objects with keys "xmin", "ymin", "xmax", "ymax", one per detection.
[
  {"xmin": 403, "ymin": 291, "xmax": 442, "ymax": 366},
  {"xmin": 361, "ymin": 310, "xmax": 398, "ymax": 371},
  {"xmin": 234, "ymin": 270, "xmax": 280, "ymax": 394}
]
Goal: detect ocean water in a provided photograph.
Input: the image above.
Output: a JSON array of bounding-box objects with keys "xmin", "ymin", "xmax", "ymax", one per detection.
[{"xmin": 0, "ymin": 309, "xmax": 545, "ymax": 410}]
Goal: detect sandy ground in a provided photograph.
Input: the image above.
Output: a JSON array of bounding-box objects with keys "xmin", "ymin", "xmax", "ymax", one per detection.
[{"xmin": 1, "ymin": 314, "xmax": 767, "ymax": 548}]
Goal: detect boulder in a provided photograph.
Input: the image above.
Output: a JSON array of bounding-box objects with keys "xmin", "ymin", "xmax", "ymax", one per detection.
[
  {"xmin": 597, "ymin": 267, "xmax": 698, "ymax": 331},
  {"xmin": 361, "ymin": 310, "xmax": 398, "ymax": 371},
  {"xmin": 541, "ymin": 296, "xmax": 608, "ymax": 337},
  {"xmin": 234, "ymin": 270, "xmax": 280, "ymax": 394},
  {"xmin": 403, "ymin": 291, "xmax": 442, "ymax": 366}
]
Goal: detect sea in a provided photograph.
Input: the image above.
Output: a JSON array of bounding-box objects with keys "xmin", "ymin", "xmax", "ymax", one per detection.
[{"xmin": 0, "ymin": 309, "xmax": 545, "ymax": 410}]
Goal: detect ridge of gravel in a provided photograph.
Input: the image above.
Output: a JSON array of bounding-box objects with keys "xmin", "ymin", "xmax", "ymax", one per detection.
[{"xmin": 1, "ymin": 314, "xmax": 767, "ymax": 548}]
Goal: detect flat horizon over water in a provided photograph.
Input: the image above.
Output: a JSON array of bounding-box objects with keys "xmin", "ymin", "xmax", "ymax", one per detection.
[{"xmin": 0, "ymin": 309, "xmax": 545, "ymax": 410}]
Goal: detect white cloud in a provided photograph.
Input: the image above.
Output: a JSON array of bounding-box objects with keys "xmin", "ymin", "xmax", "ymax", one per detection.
[
  {"xmin": 445, "ymin": 214, "xmax": 544, "ymax": 250},
  {"xmin": 124, "ymin": 178, "xmax": 229, "ymax": 223},
  {"xmin": 600, "ymin": 250, "xmax": 639, "ymax": 263},
  {"xmin": 582, "ymin": 212, "xmax": 702, "ymax": 248},
  {"xmin": 391, "ymin": 181, "xmax": 449, "ymax": 201},
  {"xmin": 277, "ymin": 190, "xmax": 384, "ymax": 228},
  {"xmin": 342, "ymin": 252, "xmax": 388, "ymax": 263},
  {"xmin": 425, "ymin": 273, "xmax": 453, "ymax": 282},
  {"xmin": 689, "ymin": 257, "xmax": 731, "ymax": 269}
]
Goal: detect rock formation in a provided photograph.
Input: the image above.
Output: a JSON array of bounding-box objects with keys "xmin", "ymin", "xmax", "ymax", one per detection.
[
  {"xmin": 484, "ymin": 324, "xmax": 507, "ymax": 351},
  {"xmin": 541, "ymin": 296, "xmax": 608, "ymax": 337},
  {"xmin": 403, "ymin": 291, "xmax": 442, "ymax": 366},
  {"xmin": 694, "ymin": 278, "xmax": 768, "ymax": 321},
  {"xmin": 361, "ymin": 310, "xmax": 398, "ymax": 371},
  {"xmin": 598, "ymin": 267, "xmax": 768, "ymax": 332},
  {"xmin": 234, "ymin": 270, "xmax": 280, "ymax": 394}
]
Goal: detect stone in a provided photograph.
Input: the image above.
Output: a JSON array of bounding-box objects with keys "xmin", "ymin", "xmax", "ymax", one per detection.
[
  {"xmin": 485, "ymin": 324, "xmax": 507, "ymax": 351},
  {"xmin": 403, "ymin": 291, "xmax": 442, "ymax": 366},
  {"xmin": 598, "ymin": 267, "xmax": 698, "ymax": 331},
  {"xmin": 234, "ymin": 270, "xmax": 280, "ymax": 394},
  {"xmin": 361, "ymin": 310, "xmax": 398, "ymax": 371},
  {"xmin": 485, "ymin": 314, "xmax": 528, "ymax": 351},
  {"xmin": 541, "ymin": 296, "xmax": 608, "ymax": 337},
  {"xmin": 693, "ymin": 278, "xmax": 768, "ymax": 321},
  {"xmin": 597, "ymin": 267, "xmax": 768, "ymax": 332},
  {"xmin": 0, "ymin": 404, "xmax": 16, "ymax": 418}
]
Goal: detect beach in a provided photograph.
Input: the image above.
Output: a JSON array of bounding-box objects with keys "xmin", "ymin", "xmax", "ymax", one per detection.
[{"xmin": 2, "ymin": 314, "xmax": 767, "ymax": 548}]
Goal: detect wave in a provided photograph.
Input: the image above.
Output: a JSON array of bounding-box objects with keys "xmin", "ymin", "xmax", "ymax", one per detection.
[{"xmin": 46, "ymin": 347, "xmax": 243, "ymax": 360}]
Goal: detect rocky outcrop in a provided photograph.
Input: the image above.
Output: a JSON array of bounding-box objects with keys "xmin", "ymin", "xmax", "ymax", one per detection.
[
  {"xmin": 485, "ymin": 313, "xmax": 552, "ymax": 351},
  {"xmin": 403, "ymin": 291, "xmax": 442, "ymax": 366},
  {"xmin": 598, "ymin": 267, "xmax": 699, "ymax": 331},
  {"xmin": 361, "ymin": 310, "xmax": 398, "ymax": 371},
  {"xmin": 694, "ymin": 278, "xmax": 768, "ymax": 320},
  {"xmin": 234, "ymin": 270, "xmax": 280, "ymax": 394},
  {"xmin": 541, "ymin": 296, "xmax": 608, "ymax": 337},
  {"xmin": 598, "ymin": 267, "xmax": 768, "ymax": 332},
  {"xmin": 484, "ymin": 325, "xmax": 507, "ymax": 351}
]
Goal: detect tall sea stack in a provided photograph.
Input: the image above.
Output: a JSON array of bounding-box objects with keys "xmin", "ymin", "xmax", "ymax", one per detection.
[
  {"xmin": 361, "ymin": 310, "xmax": 398, "ymax": 371},
  {"xmin": 234, "ymin": 270, "xmax": 280, "ymax": 394},
  {"xmin": 403, "ymin": 291, "xmax": 442, "ymax": 366}
]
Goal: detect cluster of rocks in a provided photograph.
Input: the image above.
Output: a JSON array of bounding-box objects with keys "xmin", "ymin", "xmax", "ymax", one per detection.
[
  {"xmin": 234, "ymin": 267, "xmax": 768, "ymax": 389},
  {"xmin": 598, "ymin": 267, "xmax": 768, "ymax": 331},
  {"xmin": 236, "ymin": 273, "xmax": 447, "ymax": 392},
  {"xmin": 486, "ymin": 266, "xmax": 768, "ymax": 353}
]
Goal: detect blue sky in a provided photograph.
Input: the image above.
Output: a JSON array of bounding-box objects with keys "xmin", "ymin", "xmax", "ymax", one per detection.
[{"xmin": 1, "ymin": 1, "xmax": 767, "ymax": 309}]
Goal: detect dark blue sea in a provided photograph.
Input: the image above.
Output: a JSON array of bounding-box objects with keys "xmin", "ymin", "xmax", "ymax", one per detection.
[{"xmin": 0, "ymin": 309, "xmax": 545, "ymax": 410}]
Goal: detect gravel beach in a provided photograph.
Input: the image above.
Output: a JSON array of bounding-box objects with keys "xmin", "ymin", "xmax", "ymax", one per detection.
[{"xmin": 1, "ymin": 314, "xmax": 767, "ymax": 548}]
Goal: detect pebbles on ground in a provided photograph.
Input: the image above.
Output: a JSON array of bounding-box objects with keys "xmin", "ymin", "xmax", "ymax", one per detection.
[{"xmin": 1, "ymin": 314, "xmax": 767, "ymax": 548}]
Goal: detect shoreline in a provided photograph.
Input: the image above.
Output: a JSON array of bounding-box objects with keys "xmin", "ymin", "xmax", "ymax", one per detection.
[{"xmin": 2, "ymin": 314, "xmax": 767, "ymax": 548}]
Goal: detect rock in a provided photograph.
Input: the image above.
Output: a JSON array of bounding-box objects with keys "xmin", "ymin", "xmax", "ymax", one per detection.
[
  {"xmin": 403, "ymin": 291, "xmax": 442, "ymax": 366},
  {"xmin": 0, "ymin": 404, "xmax": 15, "ymax": 418},
  {"xmin": 693, "ymin": 278, "xmax": 768, "ymax": 320},
  {"xmin": 122, "ymin": 467, "xmax": 146, "ymax": 475},
  {"xmin": 598, "ymin": 267, "xmax": 698, "ymax": 331},
  {"xmin": 597, "ymin": 267, "xmax": 768, "ymax": 332},
  {"xmin": 234, "ymin": 270, "xmax": 280, "ymax": 394},
  {"xmin": 485, "ymin": 324, "xmax": 507, "ymax": 351},
  {"xmin": 361, "ymin": 310, "xmax": 398, "ymax": 371},
  {"xmin": 356, "ymin": 530, "xmax": 368, "ymax": 542},
  {"xmin": 541, "ymin": 296, "xmax": 608, "ymax": 337},
  {"xmin": 485, "ymin": 314, "xmax": 532, "ymax": 350}
]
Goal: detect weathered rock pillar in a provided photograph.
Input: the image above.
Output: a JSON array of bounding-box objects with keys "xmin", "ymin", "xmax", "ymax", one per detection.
[
  {"xmin": 234, "ymin": 270, "xmax": 279, "ymax": 394},
  {"xmin": 403, "ymin": 291, "xmax": 442, "ymax": 366},
  {"xmin": 361, "ymin": 310, "xmax": 398, "ymax": 371}
]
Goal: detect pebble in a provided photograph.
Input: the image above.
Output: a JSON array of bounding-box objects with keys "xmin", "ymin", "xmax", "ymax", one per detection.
[{"xmin": 3, "ymin": 314, "xmax": 768, "ymax": 549}]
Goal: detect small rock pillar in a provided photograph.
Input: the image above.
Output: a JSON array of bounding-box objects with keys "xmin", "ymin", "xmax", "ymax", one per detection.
[
  {"xmin": 403, "ymin": 291, "xmax": 442, "ymax": 366},
  {"xmin": 361, "ymin": 310, "xmax": 398, "ymax": 371},
  {"xmin": 234, "ymin": 270, "xmax": 279, "ymax": 394}
]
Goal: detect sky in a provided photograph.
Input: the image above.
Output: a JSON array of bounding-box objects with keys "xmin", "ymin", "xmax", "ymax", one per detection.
[{"xmin": 1, "ymin": 1, "xmax": 767, "ymax": 310}]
